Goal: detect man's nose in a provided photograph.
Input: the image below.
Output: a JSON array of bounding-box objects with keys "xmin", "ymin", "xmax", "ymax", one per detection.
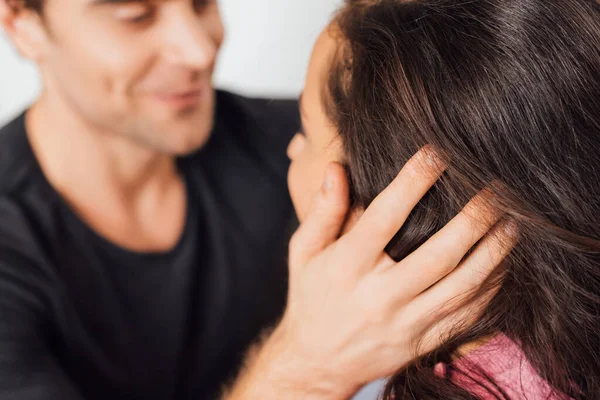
[{"xmin": 161, "ymin": 11, "xmax": 219, "ymax": 70}]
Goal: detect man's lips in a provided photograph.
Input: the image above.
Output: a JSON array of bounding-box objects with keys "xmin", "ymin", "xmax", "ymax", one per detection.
[{"xmin": 153, "ymin": 88, "xmax": 208, "ymax": 108}]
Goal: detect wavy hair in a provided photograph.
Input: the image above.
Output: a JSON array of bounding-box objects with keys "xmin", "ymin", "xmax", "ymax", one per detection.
[{"xmin": 325, "ymin": 0, "xmax": 600, "ymax": 398}]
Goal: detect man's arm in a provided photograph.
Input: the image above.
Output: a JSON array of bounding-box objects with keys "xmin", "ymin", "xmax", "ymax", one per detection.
[
  {"xmin": 224, "ymin": 149, "xmax": 517, "ymax": 399},
  {"xmin": 223, "ymin": 328, "xmax": 354, "ymax": 400},
  {"xmin": 0, "ymin": 249, "xmax": 86, "ymax": 400}
]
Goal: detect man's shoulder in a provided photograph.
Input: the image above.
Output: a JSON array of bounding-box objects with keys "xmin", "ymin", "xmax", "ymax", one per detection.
[
  {"xmin": 208, "ymin": 90, "xmax": 300, "ymax": 181},
  {"xmin": 0, "ymin": 113, "xmax": 48, "ymax": 258},
  {"xmin": 0, "ymin": 112, "xmax": 38, "ymax": 198},
  {"xmin": 215, "ymin": 90, "xmax": 300, "ymax": 135}
]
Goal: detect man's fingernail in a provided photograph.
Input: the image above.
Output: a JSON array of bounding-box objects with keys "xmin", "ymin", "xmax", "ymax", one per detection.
[
  {"xmin": 504, "ymin": 219, "xmax": 519, "ymax": 238},
  {"xmin": 422, "ymin": 145, "xmax": 442, "ymax": 168}
]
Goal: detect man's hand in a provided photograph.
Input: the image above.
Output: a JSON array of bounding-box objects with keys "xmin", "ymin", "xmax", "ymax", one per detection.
[{"xmin": 225, "ymin": 148, "xmax": 517, "ymax": 400}]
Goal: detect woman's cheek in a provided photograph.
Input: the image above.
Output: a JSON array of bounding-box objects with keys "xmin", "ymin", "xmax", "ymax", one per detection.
[
  {"xmin": 288, "ymin": 151, "xmax": 326, "ymax": 222},
  {"xmin": 288, "ymin": 159, "xmax": 308, "ymax": 222}
]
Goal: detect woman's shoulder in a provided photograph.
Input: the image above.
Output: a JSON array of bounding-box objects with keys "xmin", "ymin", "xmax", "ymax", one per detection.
[{"xmin": 449, "ymin": 334, "xmax": 569, "ymax": 399}]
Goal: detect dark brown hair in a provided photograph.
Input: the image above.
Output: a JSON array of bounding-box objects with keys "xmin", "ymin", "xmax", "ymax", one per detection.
[{"xmin": 326, "ymin": 0, "xmax": 600, "ymax": 398}]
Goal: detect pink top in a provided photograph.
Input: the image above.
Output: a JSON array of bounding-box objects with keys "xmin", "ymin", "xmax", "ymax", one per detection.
[{"xmin": 445, "ymin": 334, "xmax": 570, "ymax": 399}]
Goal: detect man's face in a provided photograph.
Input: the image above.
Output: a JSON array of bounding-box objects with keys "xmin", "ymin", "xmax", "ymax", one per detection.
[{"xmin": 31, "ymin": 0, "xmax": 223, "ymax": 155}]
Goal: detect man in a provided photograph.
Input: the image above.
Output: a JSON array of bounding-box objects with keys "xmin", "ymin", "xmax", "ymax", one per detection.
[{"xmin": 0, "ymin": 0, "xmax": 514, "ymax": 399}]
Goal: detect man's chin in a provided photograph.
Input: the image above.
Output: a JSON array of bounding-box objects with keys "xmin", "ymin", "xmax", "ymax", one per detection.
[
  {"xmin": 160, "ymin": 128, "xmax": 214, "ymax": 156},
  {"xmin": 151, "ymin": 109, "xmax": 216, "ymax": 156}
]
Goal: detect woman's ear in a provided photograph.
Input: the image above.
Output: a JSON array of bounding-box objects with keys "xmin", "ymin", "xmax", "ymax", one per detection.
[{"xmin": 1, "ymin": 1, "xmax": 50, "ymax": 62}]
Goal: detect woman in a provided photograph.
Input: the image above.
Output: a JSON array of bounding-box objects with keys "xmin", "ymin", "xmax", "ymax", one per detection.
[{"xmin": 287, "ymin": 0, "xmax": 600, "ymax": 398}]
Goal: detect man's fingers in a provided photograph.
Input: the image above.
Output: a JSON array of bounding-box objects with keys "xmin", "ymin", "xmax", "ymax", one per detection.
[
  {"xmin": 387, "ymin": 190, "xmax": 503, "ymax": 298},
  {"xmin": 414, "ymin": 283, "xmax": 503, "ymax": 358},
  {"xmin": 418, "ymin": 218, "xmax": 516, "ymax": 308},
  {"xmin": 345, "ymin": 147, "xmax": 446, "ymax": 270},
  {"xmin": 408, "ymin": 218, "xmax": 517, "ymax": 331},
  {"xmin": 397, "ymin": 220, "xmax": 516, "ymax": 357},
  {"xmin": 289, "ymin": 163, "xmax": 350, "ymax": 267}
]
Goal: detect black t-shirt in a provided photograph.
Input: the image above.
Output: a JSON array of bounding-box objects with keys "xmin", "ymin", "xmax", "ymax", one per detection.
[{"xmin": 0, "ymin": 90, "xmax": 300, "ymax": 400}]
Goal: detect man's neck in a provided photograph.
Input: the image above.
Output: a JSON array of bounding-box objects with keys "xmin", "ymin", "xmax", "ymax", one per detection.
[
  {"xmin": 28, "ymin": 93, "xmax": 178, "ymax": 193},
  {"xmin": 26, "ymin": 91, "xmax": 188, "ymax": 252}
]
